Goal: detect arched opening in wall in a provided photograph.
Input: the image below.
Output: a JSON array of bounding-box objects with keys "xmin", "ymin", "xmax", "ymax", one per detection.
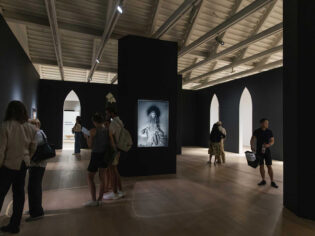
[
  {"xmin": 210, "ymin": 94, "xmax": 219, "ymax": 132},
  {"xmin": 63, "ymin": 90, "xmax": 81, "ymax": 150},
  {"xmin": 239, "ymin": 87, "xmax": 253, "ymax": 154}
]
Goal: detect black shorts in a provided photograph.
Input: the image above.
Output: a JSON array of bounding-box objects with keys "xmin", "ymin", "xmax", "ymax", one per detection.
[
  {"xmin": 87, "ymin": 152, "xmax": 107, "ymax": 173},
  {"xmin": 258, "ymin": 150, "xmax": 272, "ymax": 166}
]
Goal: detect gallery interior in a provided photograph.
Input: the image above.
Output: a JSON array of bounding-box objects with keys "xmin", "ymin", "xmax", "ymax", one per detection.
[{"xmin": 0, "ymin": 0, "xmax": 314, "ymax": 235}]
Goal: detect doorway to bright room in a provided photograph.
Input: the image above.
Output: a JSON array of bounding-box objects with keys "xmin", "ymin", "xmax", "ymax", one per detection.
[
  {"xmin": 239, "ymin": 87, "xmax": 253, "ymax": 154},
  {"xmin": 63, "ymin": 90, "xmax": 81, "ymax": 150},
  {"xmin": 210, "ymin": 94, "xmax": 219, "ymax": 132}
]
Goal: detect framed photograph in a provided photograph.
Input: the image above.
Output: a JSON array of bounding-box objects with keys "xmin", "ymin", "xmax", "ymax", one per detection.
[{"xmin": 138, "ymin": 100, "xmax": 169, "ymax": 147}]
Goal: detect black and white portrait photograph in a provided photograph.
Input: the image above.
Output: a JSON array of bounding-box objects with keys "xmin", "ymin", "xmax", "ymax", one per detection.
[{"xmin": 138, "ymin": 100, "xmax": 169, "ymax": 147}]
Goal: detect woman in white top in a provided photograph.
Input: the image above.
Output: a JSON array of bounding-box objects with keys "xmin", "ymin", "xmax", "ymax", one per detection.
[
  {"xmin": 0, "ymin": 101, "xmax": 37, "ymax": 234},
  {"xmin": 26, "ymin": 119, "xmax": 47, "ymax": 222}
]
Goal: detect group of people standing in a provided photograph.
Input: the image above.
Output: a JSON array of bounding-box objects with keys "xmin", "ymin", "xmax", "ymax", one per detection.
[
  {"xmin": 208, "ymin": 121, "xmax": 226, "ymax": 165},
  {"xmin": 0, "ymin": 101, "xmax": 126, "ymax": 234},
  {"xmin": 83, "ymin": 106, "xmax": 125, "ymax": 207},
  {"xmin": 208, "ymin": 118, "xmax": 278, "ymax": 188},
  {"xmin": 0, "ymin": 101, "xmax": 47, "ymax": 234}
]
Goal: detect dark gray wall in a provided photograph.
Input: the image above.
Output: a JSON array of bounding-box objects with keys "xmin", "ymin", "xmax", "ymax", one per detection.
[
  {"xmin": 118, "ymin": 35, "xmax": 178, "ymax": 176},
  {"xmin": 283, "ymin": 0, "xmax": 315, "ymax": 220},
  {"xmin": 0, "ymin": 14, "xmax": 39, "ymax": 119},
  {"xmin": 182, "ymin": 67, "xmax": 283, "ymax": 161},
  {"xmin": 38, "ymin": 80, "xmax": 117, "ymax": 149}
]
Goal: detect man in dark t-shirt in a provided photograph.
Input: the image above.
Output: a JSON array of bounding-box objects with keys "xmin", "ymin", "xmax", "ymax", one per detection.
[{"xmin": 250, "ymin": 118, "xmax": 278, "ymax": 188}]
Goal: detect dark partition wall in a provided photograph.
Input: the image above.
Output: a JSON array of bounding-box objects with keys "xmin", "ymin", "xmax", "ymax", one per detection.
[
  {"xmin": 283, "ymin": 0, "xmax": 315, "ymax": 220},
  {"xmin": 0, "ymin": 14, "xmax": 38, "ymax": 119},
  {"xmin": 117, "ymin": 35, "xmax": 178, "ymax": 176},
  {"xmin": 37, "ymin": 80, "xmax": 117, "ymax": 149},
  {"xmin": 181, "ymin": 67, "xmax": 283, "ymax": 161}
]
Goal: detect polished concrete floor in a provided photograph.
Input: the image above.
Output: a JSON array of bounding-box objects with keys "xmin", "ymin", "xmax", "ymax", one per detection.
[{"xmin": 1, "ymin": 147, "xmax": 315, "ymax": 236}]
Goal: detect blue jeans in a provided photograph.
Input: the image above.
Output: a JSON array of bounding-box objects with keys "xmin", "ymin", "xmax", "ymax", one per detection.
[{"xmin": 74, "ymin": 132, "xmax": 81, "ymax": 154}]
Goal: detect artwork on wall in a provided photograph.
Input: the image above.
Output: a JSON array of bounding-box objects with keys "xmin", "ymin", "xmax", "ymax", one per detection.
[{"xmin": 138, "ymin": 100, "xmax": 169, "ymax": 147}]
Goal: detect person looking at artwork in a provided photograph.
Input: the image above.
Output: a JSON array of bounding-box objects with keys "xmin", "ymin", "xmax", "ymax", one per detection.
[
  {"xmin": 217, "ymin": 121, "xmax": 227, "ymax": 163},
  {"xmin": 208, "ymin": 123, "xmax": 226, "ymax": 165},
  {"xmin": 250, "ymin": 118, "xmax": 278, "ymax": 188},
  {"xmin": 72, "ymin": 116, "xmax": 82, "ymax": 158},
  {"xmin": 26, "ymin": 119, "xmax": 48, "ymax": 222},
  {"xmin": 0, "ymin": 101, "xmax": 37, "ymax": 234},
  {"xmin": 139, "ymin": 105, "xmax": 166, "ymax": 147},
  {"xmin": 104, "ymin": 106, "xmax": 125, "ymax": 200},
  {"xmin": 84, "ymin": 113, "xmax": 109, "ymax": 206}
]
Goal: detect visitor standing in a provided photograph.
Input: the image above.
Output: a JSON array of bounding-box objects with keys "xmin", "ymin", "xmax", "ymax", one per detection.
[
  {"xmin": 250, "ymin": 118, "xmax": 278, "ymax": 188},
  {"xmin": 217, "ymin": 121, "xmax": 227, "ymax": 163},
  {"xmin": 84, "ymin": 113, "xmax": 109, "ymax": 207},
  {"xmin": 103, "ymin": 106, "xmax": 124, "ymax": 200},
  {"xmin": 0, "ymin": 101, "xmax": 37, "ymax": 234},
  {"xmin": 26, "ymin": 119, "xmax": 47, "ymax": 222},
  {"xmin": 72, "ymin": 116, "xmax": 82, "ymax": 158},
  {"xmin": 208, "ymin": 123, "xmax": 226, "ymax": 165}
]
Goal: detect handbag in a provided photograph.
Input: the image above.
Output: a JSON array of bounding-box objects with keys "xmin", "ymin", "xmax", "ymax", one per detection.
[
  {"xmin": 31, "ymin": 132, "xmax": 56, "ymax": 163},
  {"xmin": 245, "ymin": 151, "xmax": 260, "ymax": 168}
]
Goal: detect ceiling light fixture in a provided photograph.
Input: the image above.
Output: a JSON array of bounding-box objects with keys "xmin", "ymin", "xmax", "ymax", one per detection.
[
  {"xmin": 117, "ymin": 5, "xmax": 123, "ymax": 14},
  {"xmin": 215, "ymin": 36, "xmax": 224, "ymax": 46}
]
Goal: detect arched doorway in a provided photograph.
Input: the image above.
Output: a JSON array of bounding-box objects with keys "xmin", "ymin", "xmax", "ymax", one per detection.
[
  {"xmin": 210, "ymin": 94, "xmax": 219, "ymax": 132},
  {"xmin": 63, "ymin": 90, "xmax": 81, "ymax": 150},
  {"xmin": 239, "ymin": 87, "xmax": 253, "ymax": 154}
]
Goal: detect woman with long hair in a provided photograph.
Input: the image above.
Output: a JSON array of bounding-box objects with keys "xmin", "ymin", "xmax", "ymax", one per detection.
[{"xmin": 0, "ymin": 101, "xmax": 37, "ymax": 234}]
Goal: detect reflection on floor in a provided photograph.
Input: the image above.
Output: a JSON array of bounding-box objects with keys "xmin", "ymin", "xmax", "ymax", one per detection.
[{"xmin": 1, "ymin": 147, "xmax": 315, "ymax": 236}]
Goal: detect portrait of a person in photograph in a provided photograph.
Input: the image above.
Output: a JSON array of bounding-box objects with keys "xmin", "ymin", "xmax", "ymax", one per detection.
[{"xmin": 138, "ymin": 100, "xmax": 169, "ymax": 147}]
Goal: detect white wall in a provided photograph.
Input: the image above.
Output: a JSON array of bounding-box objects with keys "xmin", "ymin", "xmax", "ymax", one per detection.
[
  {"xmin": 210, "ymin": 94, "xmax": 219, "ymax": 132},
  {"xmin": 63, "ymin": 91, "xmax": 81, "ymax": 142},
  {"xmin": 239, "ymin": 88, "xmax": 253, "ymax": 153}
]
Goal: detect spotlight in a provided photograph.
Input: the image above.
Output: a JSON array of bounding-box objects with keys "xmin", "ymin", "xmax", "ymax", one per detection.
[
  {"xmin": 215, "ymin": 36, "xmax": 224, "ymax": 46},
  {"xmin": 117, "ymin": 5, "xmax": 123, "ymax": 14},
  {"xmin": 96, "ymin": 59, "xmax": 100, "ymax": 64}
]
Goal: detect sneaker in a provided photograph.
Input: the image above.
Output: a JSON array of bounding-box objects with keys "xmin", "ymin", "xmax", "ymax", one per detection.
[
  {"xmin": 118, "ymin": 191, "xmax": 125, "ymax": 198},
  {"xmin": 271, "ymin": 181, "xmax": 279, "ymax": 188},
  {"xmin": 25, "ymin": 215, "xmax": 44, "ymax": 222},
  {"xmin": 0, "ymin": 225, "xmax": 20, "ymax": 234},
  {"xmin": 83, "ymin": 200, "xmax": 99, "ymax": 207},
  {"xmin": 258, "ymin": 180, "xmax": 266, "ymax": 186},
  {"xmin": 110, "ymin": 193, "xmax": 121, "ymax": 200},
  {"xmin": 103, "ymin": 192, "xmax": 114, "ymax": 200}
]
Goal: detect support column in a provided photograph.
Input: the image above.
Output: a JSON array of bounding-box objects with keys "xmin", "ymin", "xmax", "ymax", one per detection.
[{"xmin": 283, "ymin": 0, "xmax": 315, "ymax": 220}]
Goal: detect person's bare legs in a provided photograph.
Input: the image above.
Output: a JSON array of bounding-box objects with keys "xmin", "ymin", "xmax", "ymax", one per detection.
[
  {"xmin": 87, "ymin": 172, "xmax": 96, "ymax": 201},
  {"xmin": 216, "ymin": 155, "xmax": 221, "ymax": 164},
  {"xmin": 104, "ymin": 168, "xmax": 112, "ymax": 193},
  {"xmin": 260, "ymin": 165, "xmax": 265, "ymax": 180},
  {"xmin": 114, "ymin": 166, "xmax": 122, "ymax": 191},
  {"xmin": 208, "ymin": 154, "xmax": 213, "ymax": 164},
  {"xmin": 267, "ymin": 165, "xmax": 274, "ymax": 182},
  {"xmin": 109, "ymin": 166, "xmax": 118, "ymax": 194},
  {"xmin": 97, "ymin": 169, "xmax": 106, "ymax": 201}
]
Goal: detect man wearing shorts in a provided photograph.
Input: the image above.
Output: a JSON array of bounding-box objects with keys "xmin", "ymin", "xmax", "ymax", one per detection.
[{"xmin": 250, "ymin": 118, "xmax": 278, "ymax": 188}]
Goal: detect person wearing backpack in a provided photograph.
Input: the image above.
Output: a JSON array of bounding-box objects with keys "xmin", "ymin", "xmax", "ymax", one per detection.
[
  {"xmin": 103, "ymin": 106, "xmax": 125, "ymax": 200},
  {"xmin": 25, "ymin": 119, "xmax": 48, "ymax": 222},
  {"xmin": 0, "ymin": 101, "xmax": 37, "ymax": 234}
]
